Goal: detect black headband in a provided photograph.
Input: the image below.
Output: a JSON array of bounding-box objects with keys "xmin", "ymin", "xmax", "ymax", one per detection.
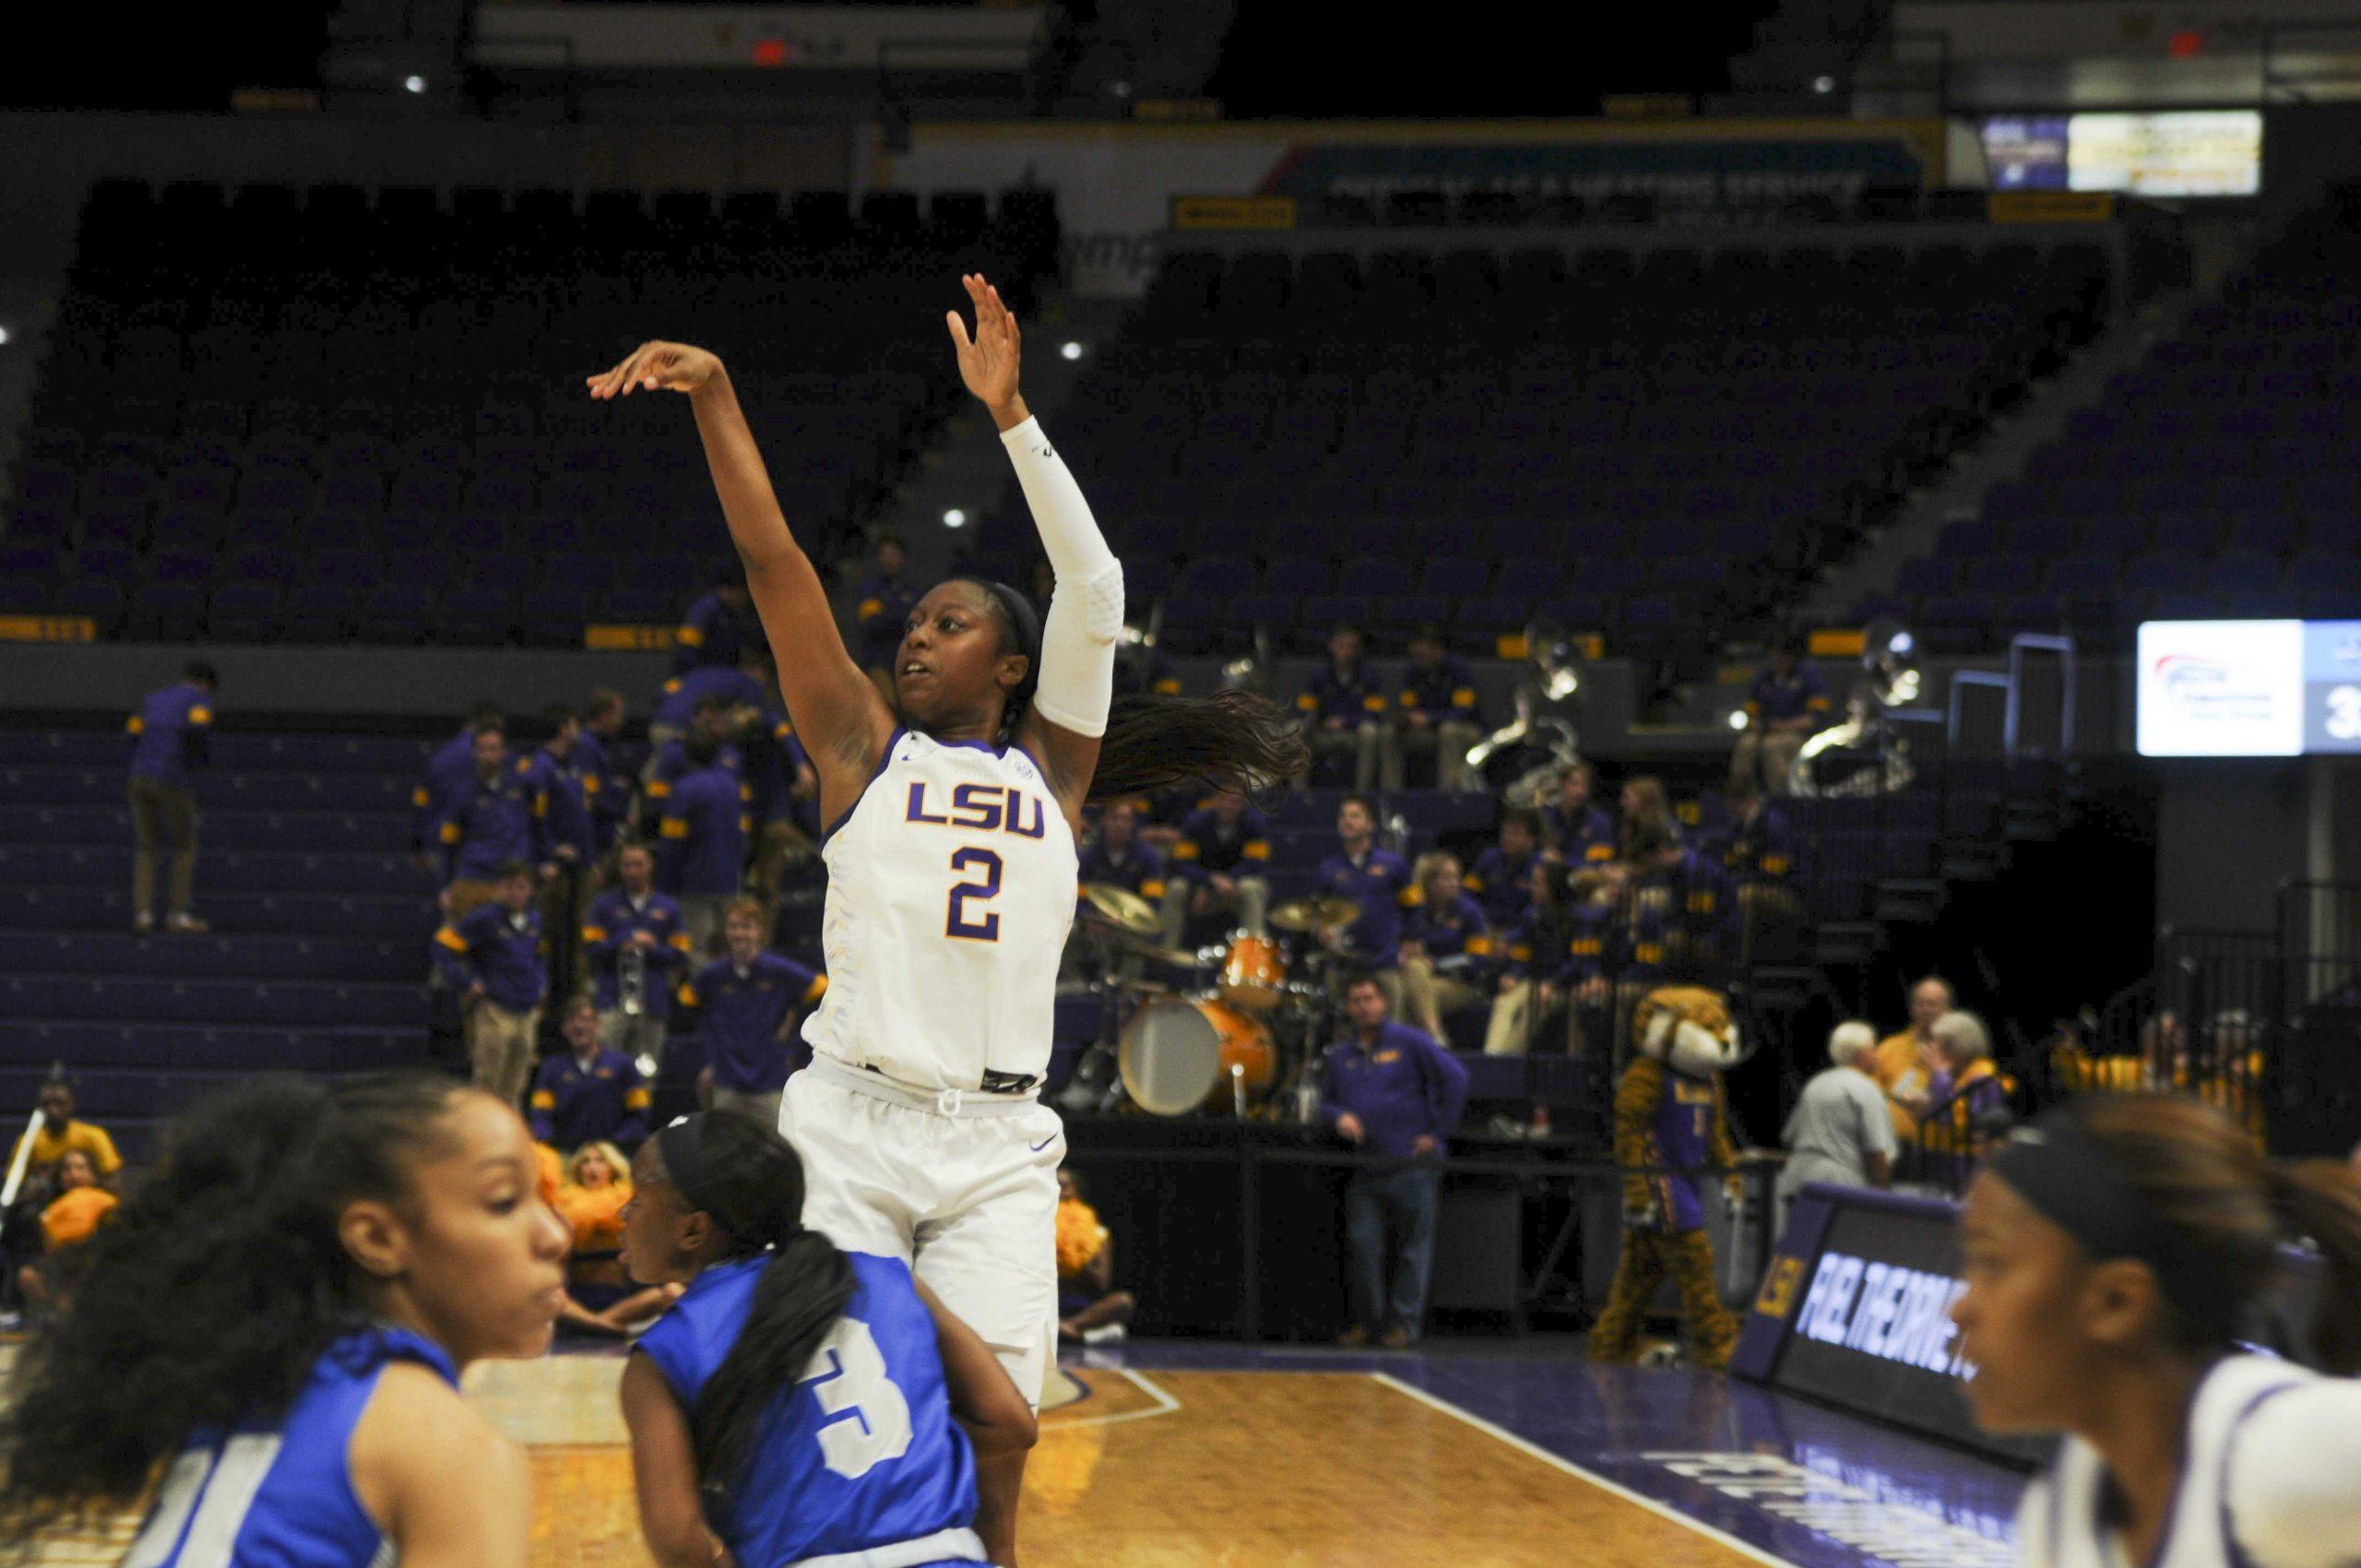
[
  {"xmin": 1986, "ymin": 1109, "xmax": 2244, "ymax": 1335},
  {"xmin": 656, "ymin": 1115, "xmax": 723, "ymax": 1218}
]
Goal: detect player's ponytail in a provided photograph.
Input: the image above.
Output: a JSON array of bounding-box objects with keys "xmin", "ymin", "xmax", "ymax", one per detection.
[
  {"xmin": 663, "ymin": 1112, "xmax": 856, "ymax": 1495},
  {"xmin": 0, "ymin": 1073, "xmax": 471, "ymax": 1552},
  {"xmin": 2265, "ymin": 1158, "xmax": 2361, "ymax": 1374}
]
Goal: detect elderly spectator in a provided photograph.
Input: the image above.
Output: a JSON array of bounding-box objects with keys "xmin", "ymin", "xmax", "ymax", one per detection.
[
  {"xmin": 1320, "ymin": 973, "xmax": 1469, "ymax": 1348},
  {"xmin": 575, "ymin": 689, "xmax": 634, "ymax": 862},
  {"xmin": 1544, "ymin": 760, "xmax": 1617, "ymax": 866},
  {"xmin": 412, "ymin": 700, "xmax": 503, "ymax": 864},
  {"xmin": 528, "ymin": 999, "xmax": 653, "ymax": 1153},
  {"xmin": 1873, "ymin": 975, "xmax": 1952, "ymax": 1147},
  {"xmin": 1296, "ymin": 623, "xmax": 1390, "ymax": 792},
  {"xmin": 657, "ymin": 732, "xmax": 751, "ymax": 957},
  {"xmin": 1730, "ymin": 639, "xmax": 1829, "ymax": 797},
  {"xmin": 433, "ymin": 724, "xmax": 540, "ymax": 921},
  {"xmin": 1317, "ymin": 795, "xmax": 1414, "ymax": 1014},
  {"xmin": 1055, "ymin": 1168, "xmax": 1136, "ymax": 1345},
  {"xmin": 680, "ymin": 898, "xmax": 827, "ymax": 1130},
  {"xmin": 584, "ymin": 841, "xmax": 693, "ymax": 1071},
  {"xmin": 850, "ymin": 531, "xmax": 919, "ymax": 696},
  {"xmin": 1390, "ymin": 624, "xmax": 1484, "ymax": 792},
  {"xmin": 431, "ymin": 859, "xmax": 547, "ymax": 1110},
  {"xmin": 11, "ymin": 1081, "xmax": 122, "ymax": 1189},
  {"xmin": 1775, "ymin": 1021, "xmax": 1898, "ymax": 1220},
  {"xmin": 1399, "ymin": 852, "xmax": 1488, "ymax": 1042},
  {"xmin": 1464, "ymin": 807, "xmax": 1543, "ymax": 931},
  {"xmin": 125, "ymin": 659, "xmax": 219, "ymax": 934},
  {"xmin": 14, "ymin": 1149, "xmax": 118, "ymax": 1313},
  {"xmin": 1922, "ymin": 1009, "xmax": 2011, "ymax": 1187},
  {"xmin": 1159, "ymin": 788, "xmax": 1272, "ymax": 947},
  {"xmin": 670, "ymin": 566, "xmax": 756, "ymax": 675}
]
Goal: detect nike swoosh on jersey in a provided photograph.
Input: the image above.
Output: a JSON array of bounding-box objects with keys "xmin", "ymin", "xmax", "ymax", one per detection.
[{"xmin": 1029, "ymin": 1134, "xmax": 1058, "ymax": 1152}]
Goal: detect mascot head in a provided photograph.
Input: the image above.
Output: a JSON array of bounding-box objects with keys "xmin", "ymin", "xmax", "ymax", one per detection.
[{"xmin": 1632, "ymin": 985, "xmax": 1749, "ymax": 1079}]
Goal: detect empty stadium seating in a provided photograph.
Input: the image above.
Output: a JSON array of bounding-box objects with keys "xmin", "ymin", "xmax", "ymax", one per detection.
[
  {"xmin": 2, "ymin": 180, "xmax": 1060, "ymax": 646},
  {"xmin": 1875, "ymin": 187, "xmax": 2361, "ymax": 647},
  {"xmin": 963, "ymin": 236, "xmax": 2107, "ymax": 655}
]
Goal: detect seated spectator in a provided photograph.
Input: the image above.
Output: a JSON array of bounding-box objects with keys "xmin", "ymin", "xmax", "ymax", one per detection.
[
  {"xmin": 1398, "ymin": 852, "xmax": 1489, "ymax": 1041},
  {"xmin": 1078, "ymin": 798, "xmax": 1166, "ymax": 901},
  {"xmin": 1625, "ymin": 819, "xmax": 1738, "ymax": 978},
  {"xmin": 1775, "ymin": 1021, "xmax": 1898, "ymax": 1222},
  {"xmin": 556, "ymin": 1140, "xmax": 634, "ymax": 1271},
  {"xmin": 1921, "ymin": 1009, "xmax": 2012, "ymax": 1187},
  {"xmin": 1485, "ymin": 858, "xmax": 1589, "ymax": 1057},
  {"xmin": 1614, "ymin": 774, "xmax": 1679, "ymax": 861},
  {"xmin": 1543, "ymin": 760, "xmax": 1616, "ymax": 865},
  {"xmin": 431, "ymin": 859, "xmax": 548, "ymax": 1111},
  {"xmin": 1390, "ymin": 624, "xmax": 1483, "ymax": 792},
  {"xmin": 11, "ymin": 1080, "xmax": 122, "ymax": 1189},
  {"xmin": 850, "ymin": 530, "xmax": 919, "ymax": 695},
  {"xmin": 528, "ymin": 999, "xmax": 653, "ymax": 1153},
  {"xmin": 16, "ymin": 1149, "xmax": 119, "ymax": 1313},
  {"xmin": 1316, "ymin": 796, "xmax": 1414, "ymax": 1014},
  {"xmin": 1730, "ymin": 639, "xmax": 1828, "ymax": 798},
  {"xmin": 1873, "ymin": 974, "xmax": 1953, "ymax": 1149},
  {"xmin": 671, "ymin": 567, "xmax": 756, "ymax": 675},
  {"xmin": 433, "ymin": 724, "xmax": 540, "ymax": 921},
  {"xmin": 583, "ymin": 842, "xmax": 693, "ymax": 1072},
  {"xmin": 1708, "ymin": 777, "xmax": 1804, "ymax": 960},
  {"xmin": 1159, "ymin": 788, "xmax": 1272, "ymax": 948},
  {"xmin": 657, "ymin": 731, "xmax": 752, "ymax": 957},
  {"xmin": 1295, "ymin": 623, "xmax": 1390, "ymax": 792},
  {"xmin": 1055, "ymin": 1169, "xmax": 1135, "ymax": 1345},
  {"xmin": 1464, "ymin": 806, "xmax": 1543, "ymax": 931},
  {"xmin": 125, "ymin": 659, "xmax": 219, "ymax": 934},
  {"xmin": 680, "ymin": 898, "xmax": 827, "ymax": 1131}
]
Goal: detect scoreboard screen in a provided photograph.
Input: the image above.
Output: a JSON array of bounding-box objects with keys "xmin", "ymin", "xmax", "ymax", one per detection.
[{"xmin": 2138, "ymin": 620, "xmax": 2361, "ymax": 757}]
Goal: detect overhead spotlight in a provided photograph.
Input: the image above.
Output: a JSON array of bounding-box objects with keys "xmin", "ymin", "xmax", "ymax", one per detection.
[
  {"xmin": 943, "ymin": 508, "xmax": 967, "ymax": 529},
  {"xmin": 1727, "ymin": 709, "xmax": 1750, "ymax": 731},
  {"xmin": 404, "ymin": 74, "xmax": 428, "ymax": 94},
  {"xmin": 1811, "ymin": 75, "xmax": 1835, "ymax": 94},
  {"xmin": 1060, "ymin": 341, "xmax": 1084, "ymax": 361},
  {"xmin": 0, "ymin": 327, "xmax": 11, "ymax": 346}
]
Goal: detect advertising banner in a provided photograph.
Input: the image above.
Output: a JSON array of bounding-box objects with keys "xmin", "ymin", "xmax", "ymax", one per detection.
[{"xmin": 883, "ymin": 120, "xmax": 1950, "ymax": 296}]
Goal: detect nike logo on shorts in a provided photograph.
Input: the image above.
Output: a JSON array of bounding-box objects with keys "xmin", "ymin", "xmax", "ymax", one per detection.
[{"xmin": 1029, "ymin": 1134, "xmax": 1058, "ymax": 1152}]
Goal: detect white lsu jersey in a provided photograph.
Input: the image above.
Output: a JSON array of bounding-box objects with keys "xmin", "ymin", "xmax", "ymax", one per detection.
[
  {"xmin": 2016, "ymin": 1354, "xmax": 2361, "ymax": 1568},
  {"xmin": 804, "ymin": 728, "xmax": 1077, "ymax": 1093}
]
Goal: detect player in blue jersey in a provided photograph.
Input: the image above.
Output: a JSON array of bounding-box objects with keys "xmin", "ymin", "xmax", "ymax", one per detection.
[
  {"xmin": 0, "ymin": 1073, "xmax": 568, "ymax": 1566},
  {"xmin": 618, "ymin": 1111, "xmax": 1037, "ymax": 1568},
  {"xmin": 592, "ymin": 278, "xmax": 1304, "ymax": 1556}
]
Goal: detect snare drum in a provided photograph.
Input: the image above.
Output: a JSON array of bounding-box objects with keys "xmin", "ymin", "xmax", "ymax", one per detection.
[
  {"xmin": 1118, "ymin": 996, "xmax": 1277, "ymax": 1115},
  {"xmin": 1216, "ymin": 932, "xmax": 1287, "ymax": 1013}
]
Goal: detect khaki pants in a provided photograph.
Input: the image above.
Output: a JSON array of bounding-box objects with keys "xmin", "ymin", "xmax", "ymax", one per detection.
[
  {"xmin": 1299, "ymin": 721, "xmax": 1388, "ymax": 793},
  {"xmin": 599, "ymin": 1009, "xmax": 669, "ymax": 1071},
  {"xmin": 707, "ymin": 1083, "xmax": 784, "ymax": 1132},
  {"xmin": 1157, "ymin": 874, "xmax": 1270, "ymax": 949},
  {"xmin": 1386, "ymin": 719, "xmax": 1484, "ymax": 792},
  {"xmin": 469, "ymin": 1001, "xmax": 542, "ymax": 1110},
  {"xmin": 1397, "ymin": 955, "xmax": 1479, "ymax": 1039},
  {"xmin": 682, "ymin": 895, "xmax": 735, "ymax": 959},
  {"xmin": 128, "ymin": 778, "xmax": 198, "ymax": 918},
  {"xmin": 1730, "ymin": 729, "xmax": 1808, "ymax": 796}
]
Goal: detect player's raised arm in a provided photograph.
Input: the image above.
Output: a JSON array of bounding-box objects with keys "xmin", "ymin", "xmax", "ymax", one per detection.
[
  {"xmin": 587, "ymin": 342, "xmax": 893, "ymax": 813},
  {"xmin": 948, "ymin": 276, "xmax": 1123, "ymax": 814}
]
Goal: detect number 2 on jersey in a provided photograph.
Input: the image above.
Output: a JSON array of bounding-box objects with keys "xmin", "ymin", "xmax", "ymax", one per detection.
[{"xmin": 946, "ymin": 847, "xmax": 1003, "ymax": 941}]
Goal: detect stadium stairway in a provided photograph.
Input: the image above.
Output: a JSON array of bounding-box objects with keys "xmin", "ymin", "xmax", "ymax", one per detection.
[{"xmin": 0, "ymin": 728, "xmax": 438, "ymax": 1164}]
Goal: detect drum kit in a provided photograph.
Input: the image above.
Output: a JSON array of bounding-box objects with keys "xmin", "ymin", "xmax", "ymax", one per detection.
[{"xmin": 1069, "ymin": 883, "xmax": 1363, "ymax": 1121}]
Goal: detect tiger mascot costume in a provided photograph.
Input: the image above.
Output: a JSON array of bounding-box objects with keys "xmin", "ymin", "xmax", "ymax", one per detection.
[{"xmin": 1586, "ymin": 985, "xmax": 1748, "ymax": 1369}]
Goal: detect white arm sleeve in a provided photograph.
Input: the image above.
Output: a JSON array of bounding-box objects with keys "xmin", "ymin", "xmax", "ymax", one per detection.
[
  {"xmin": 2224, "ymin": 1380, "xmax": 2361, "ymax": 1568},
  {"xmin": 1001, "ymin": 417, "xmax": 1122, "ymax": 738}
]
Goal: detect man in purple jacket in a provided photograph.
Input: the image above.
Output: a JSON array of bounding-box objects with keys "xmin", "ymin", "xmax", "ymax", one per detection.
[
  {"xmin": 1319, "ymin": 973, "xmax": 1470, "ymax": 1348},
  {"xmin": 125, "ymin": 661, "xmax": 218, "ymax": 933}
]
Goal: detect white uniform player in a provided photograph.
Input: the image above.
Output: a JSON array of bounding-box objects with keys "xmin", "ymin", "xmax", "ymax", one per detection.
[{"xmin": 787, "ymin": 729, "xmax": 1078, "ymax": 1402}]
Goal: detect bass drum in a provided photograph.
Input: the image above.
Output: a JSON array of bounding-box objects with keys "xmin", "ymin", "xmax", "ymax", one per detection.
[{"xmin": 1117, "ymin": 996, "xmax": 1277, "ymax": 1115}]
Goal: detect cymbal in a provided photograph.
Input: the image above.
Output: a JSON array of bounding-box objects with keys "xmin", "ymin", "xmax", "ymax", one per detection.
[
  {"xmin": 1080, "ymin": 883, "xmax": 1159, "ymax": 936},
  {"xmin": 1110, "ymin": 932, "xmax": 1200, "ymax": 968},
  {"xmin": 1268, "ymin": 897, "xmax": 1360, "ymax": 933}
]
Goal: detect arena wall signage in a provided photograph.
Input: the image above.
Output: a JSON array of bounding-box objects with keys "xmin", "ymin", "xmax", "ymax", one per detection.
[
  {"xmin": 881, "ymin": 120, "xmax": 1952, "ymax": 297},
  {"xmin": 2136, "ymin": 619, "xmax": 2361, "ymax": 756}
]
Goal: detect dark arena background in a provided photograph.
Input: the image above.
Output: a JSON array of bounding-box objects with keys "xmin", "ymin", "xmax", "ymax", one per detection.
[{"xmin": 2, "ymin": 3, "xmax": 2358, "ymax": 1564}]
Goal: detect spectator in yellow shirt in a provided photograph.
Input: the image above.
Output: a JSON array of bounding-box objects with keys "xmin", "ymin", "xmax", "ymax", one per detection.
[
  {"xmin": 1871, "ymin": 975, "xmax": 1952, "ymax": 1145},
  {"xmin": 12, "ymin": 1083, "xmax": 122, "ymax": 1189},
  {"xmin": 18, "ymin": 1149, "xmax": 119, "ymax": 1311},
  {"xmin": 1055, "ymin": 1169, "xmax": 1134, "ymax": 1344}
]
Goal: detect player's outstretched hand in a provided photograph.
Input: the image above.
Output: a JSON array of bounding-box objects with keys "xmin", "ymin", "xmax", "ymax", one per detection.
[
  {"xmin": 946, "ymin": 273, "xmax": 1024, "ymax": 415},
  {"xmin": 586, "ymin": 340, "xmax": 722, "ymax": 400}
]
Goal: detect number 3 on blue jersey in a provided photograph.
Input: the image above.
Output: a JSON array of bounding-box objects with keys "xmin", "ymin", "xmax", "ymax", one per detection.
[
  {"xmin": 806, "ymin": 1316, "xmax": 914, "ymax": 1479},
  {"xmin": 946, "ymin": 847, "xmax": 1003, "ymax": 941}
]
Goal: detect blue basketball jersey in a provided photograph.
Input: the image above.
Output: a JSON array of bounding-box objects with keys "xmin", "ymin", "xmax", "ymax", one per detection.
[
  {"xmin": 635, "ymin": 1251, "xmax": 987, "ymax": 1568},
  {"xmin": 122, "ymin": 1326, "xmax": 457, "ymax": 1568}
]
